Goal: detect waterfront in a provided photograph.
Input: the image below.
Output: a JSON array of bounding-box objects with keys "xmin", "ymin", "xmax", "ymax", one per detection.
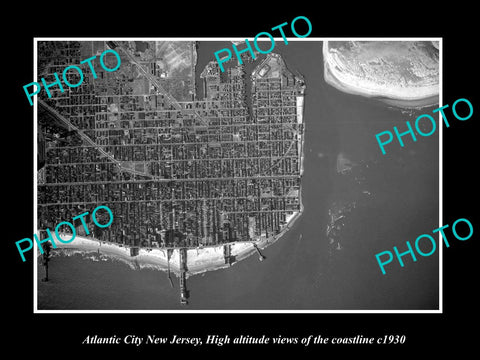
[{"xmin": 37, "ymin": 40, "xmax": 439, "ymax": 310}]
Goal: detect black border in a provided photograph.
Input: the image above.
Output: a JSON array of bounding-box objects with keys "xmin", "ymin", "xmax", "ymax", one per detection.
[{"xmin": 6, "ymin": 7, "xmax": 477, "ymax": 355}]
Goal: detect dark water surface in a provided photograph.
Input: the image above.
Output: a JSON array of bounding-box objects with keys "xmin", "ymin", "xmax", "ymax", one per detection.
[{"xmin": 37, "ymin": 40, "xmax": 439, "ymax": 310}]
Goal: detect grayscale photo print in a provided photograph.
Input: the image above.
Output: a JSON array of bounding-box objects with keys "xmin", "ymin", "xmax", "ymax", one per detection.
[{"xmin": 32, "ymin": 39, "xmax": 441, "ymax": 311}]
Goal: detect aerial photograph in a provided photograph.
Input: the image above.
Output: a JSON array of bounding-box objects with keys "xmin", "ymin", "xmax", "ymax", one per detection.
[{"xmin": 35, "ymin": 39, "xmax": 440, "ymax": 310}]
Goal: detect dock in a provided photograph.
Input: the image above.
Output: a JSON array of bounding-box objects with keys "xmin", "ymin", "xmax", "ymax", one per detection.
[{"xmin": 179, "ymin": 248, "xmax": 189, "ymax": 305}]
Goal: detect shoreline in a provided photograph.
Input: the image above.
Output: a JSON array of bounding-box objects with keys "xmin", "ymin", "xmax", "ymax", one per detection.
[
  {"xmin": 49, "ymin": 215, "xmax": 301, "ymax": 277},
  {"xmin": 322, "ymin": 42, "xmax": 439, "ymax": 109}
]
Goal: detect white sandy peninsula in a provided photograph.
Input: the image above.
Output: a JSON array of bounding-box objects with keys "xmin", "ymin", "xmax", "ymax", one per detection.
[{"xmin": 323, "ymin": 41, "xmax": 439, "ymax": 107}]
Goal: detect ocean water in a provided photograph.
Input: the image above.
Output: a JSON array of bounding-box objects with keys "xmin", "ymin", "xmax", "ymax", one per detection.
[{"xmin": 37, "ymin": 40, "xmax": 439, "ymax": 310}]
